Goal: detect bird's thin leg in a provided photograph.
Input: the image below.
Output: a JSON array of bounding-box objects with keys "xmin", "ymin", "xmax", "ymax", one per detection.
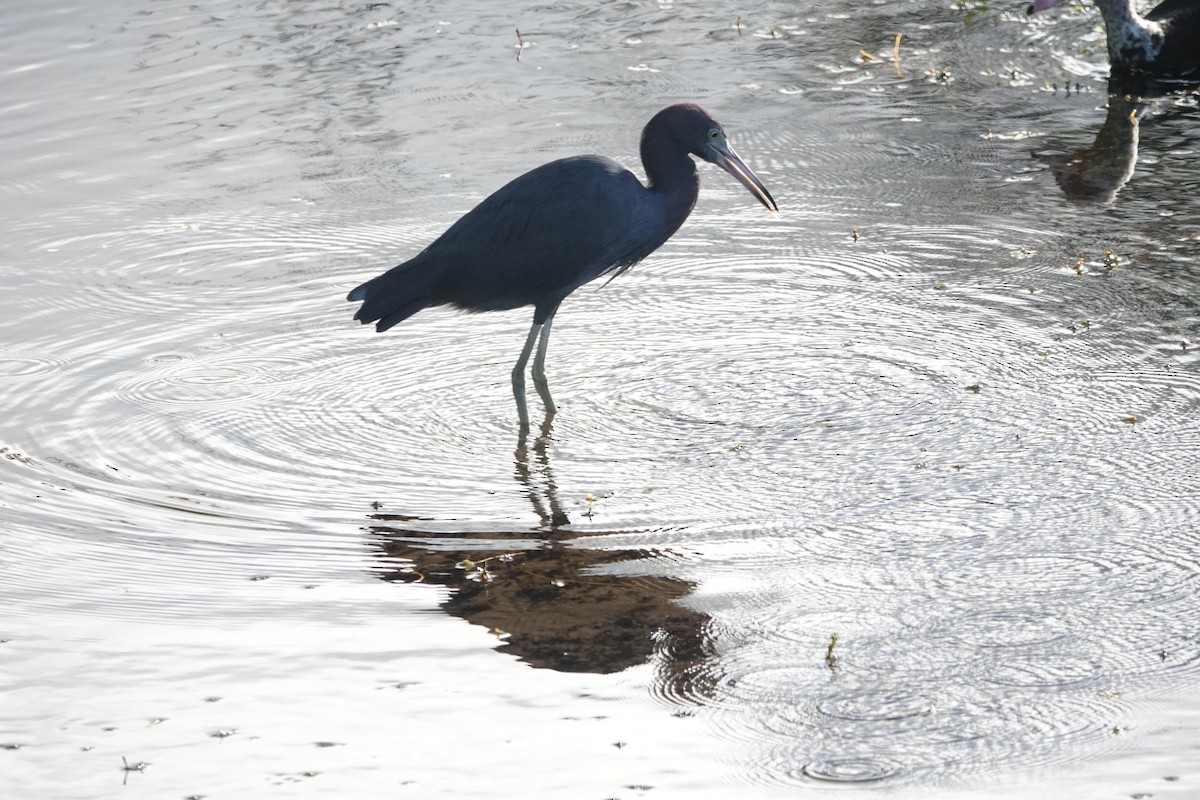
[
  {"xmin": 512, "ymin": 320, "xmax": 543, "ymax": 429},
  {"xmin": 531, "ymin": 312, "xmax": 556, "ymax": 418}
]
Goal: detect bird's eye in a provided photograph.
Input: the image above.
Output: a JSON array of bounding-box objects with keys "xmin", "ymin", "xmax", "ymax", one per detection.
[{"xmin": 708, "ymin": 129, "xmax": 721, "ymax": 140}]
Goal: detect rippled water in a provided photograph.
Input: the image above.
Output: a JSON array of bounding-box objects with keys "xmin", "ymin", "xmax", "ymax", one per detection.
[{"xmin": 3, "ymin": 1, "xmax": 1200, "ymax": 797}]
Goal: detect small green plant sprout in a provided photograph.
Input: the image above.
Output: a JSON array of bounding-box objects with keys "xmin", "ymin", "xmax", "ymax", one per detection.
[
  {"xmin": 455, "ymin": 553, "xmax": 517, "ymax": 583},
  {"xmin": 466, "ymin": 563, "xmax": 493, "ymax": 582}
]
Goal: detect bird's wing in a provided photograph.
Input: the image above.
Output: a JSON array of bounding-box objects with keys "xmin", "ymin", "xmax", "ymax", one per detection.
[
  {"xmin": 1146, "ymin": 0, "xmax": 1200, "ymax": 79},
  {"xmin": 419, "ymin": 156, "xmax": 650, "ymax": 312},
  {"xmin": 1145, "ymin": 0, "xmax": 1200, "ymax": 24}
]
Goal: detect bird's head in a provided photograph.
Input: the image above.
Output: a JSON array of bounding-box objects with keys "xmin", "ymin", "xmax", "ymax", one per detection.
[{"xmin": 644, "ymin": 104, "xmax": 778, "ymax": 212}]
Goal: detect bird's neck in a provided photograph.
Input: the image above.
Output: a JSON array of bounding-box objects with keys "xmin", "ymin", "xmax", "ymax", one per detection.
[
  {"xmin": 1096, "ymin": 0, "xmax": 1165, "ymax": 67},
  {"xmin": 640, "ymin": 140, "xmax": 700, "ymax": 231}
]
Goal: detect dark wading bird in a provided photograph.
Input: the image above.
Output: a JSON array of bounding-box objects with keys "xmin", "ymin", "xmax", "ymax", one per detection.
[
  {"xmin": 346, "ymin": 103, "xmax": 777, "ymax": 428},
  {"xmin": 1027, "ymin": 0, "xmax": 1200, "ymax": 90}
]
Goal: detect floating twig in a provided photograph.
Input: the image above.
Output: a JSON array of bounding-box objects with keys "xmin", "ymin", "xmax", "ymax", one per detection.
[
  {"xmin": 825, "ymin": 633, "xmax": 839, "ymax": 671},
  {"xmin": 121, "ymin": 757, "xmax": 148, "ymax": 785}
]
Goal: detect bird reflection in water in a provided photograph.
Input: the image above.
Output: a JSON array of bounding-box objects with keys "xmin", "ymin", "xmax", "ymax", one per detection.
[
  {"xmin": 1034, "ymin": 80, "xmax": 1200, "ymax": 204},
  {"xmin": 365, "ymin": 422, "xmax": 710, "ymax": 682},
  {"xmin": 512, "ymin": 415, "xmax": 570, "ymax": 529},
  {"xmin": 1028, "ymin": 0, "xmax": 1200, "ymax": 203},
  {"xmin": 1035, "ymin": 91, "xmax": 1145, "ymax": 204}
]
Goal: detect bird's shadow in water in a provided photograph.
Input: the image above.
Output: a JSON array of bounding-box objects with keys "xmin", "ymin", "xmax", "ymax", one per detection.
[
  {"xmin": 1034, "ymin": 78, "xmax": 1199, "ymax": 204},
  {"xmin": 363, "ymin": 418, "xmax": 712, "ymax": 686}
]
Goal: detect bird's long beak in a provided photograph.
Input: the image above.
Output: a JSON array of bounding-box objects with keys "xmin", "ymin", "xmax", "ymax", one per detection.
[{"xmin": 715, "ymin": 144, "xmax": 778, "ymax": 213}]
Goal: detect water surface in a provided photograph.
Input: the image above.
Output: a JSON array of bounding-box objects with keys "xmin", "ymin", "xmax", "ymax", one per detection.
[{"xmin": 3, "ymin": 1, "xmax": 1199, "ymax": 797}]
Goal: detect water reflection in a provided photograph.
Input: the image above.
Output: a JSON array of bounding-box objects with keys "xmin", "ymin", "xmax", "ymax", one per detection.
[
  {"xmin": 1036, "ymin": 75, "xmax": 1200, "ymax": 203},
  {"xmin": 365, "ymin": 423, "xmax": 709, "ymax": 678},
  {"xmin": 1036, "ymin": 92, "xmax": 1143, "ymax": 203},
  {"xmin": 512, "ymin": 415, "xmax": 569, "ymax": 529}
]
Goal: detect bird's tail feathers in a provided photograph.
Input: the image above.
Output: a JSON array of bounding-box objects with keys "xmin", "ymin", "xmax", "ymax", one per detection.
[
  {"xmin": 347, "ymin": 259, "xmax": 436, "ymax": 332},
  {"xmin": 375, "ymin": 299, "xmax": 430, "ymax": 332}
]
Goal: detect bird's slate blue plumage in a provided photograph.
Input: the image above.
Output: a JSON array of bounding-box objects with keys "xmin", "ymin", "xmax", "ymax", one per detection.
[
  {"xmin": 349, "ymin": 156, "xmax": 676, "ymax": 328},
  {"xmin": 347, "ymin": 104, "xmax": 777, "ymax": 427}
]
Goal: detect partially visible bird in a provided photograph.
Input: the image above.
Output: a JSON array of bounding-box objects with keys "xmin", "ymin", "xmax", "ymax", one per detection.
[
  {"xmin": 347, "ymin": 104, "xmax": 777, "ymax": 428},
  {"xmin": 1028, "ymin": 0, "xmax": 1200, "ymax": 88}
]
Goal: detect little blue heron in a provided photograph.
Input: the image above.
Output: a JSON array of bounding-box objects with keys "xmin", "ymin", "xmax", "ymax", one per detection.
[{"xmin": 347, "ymin": 103, "xmax": 777, "ymax": 427}]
